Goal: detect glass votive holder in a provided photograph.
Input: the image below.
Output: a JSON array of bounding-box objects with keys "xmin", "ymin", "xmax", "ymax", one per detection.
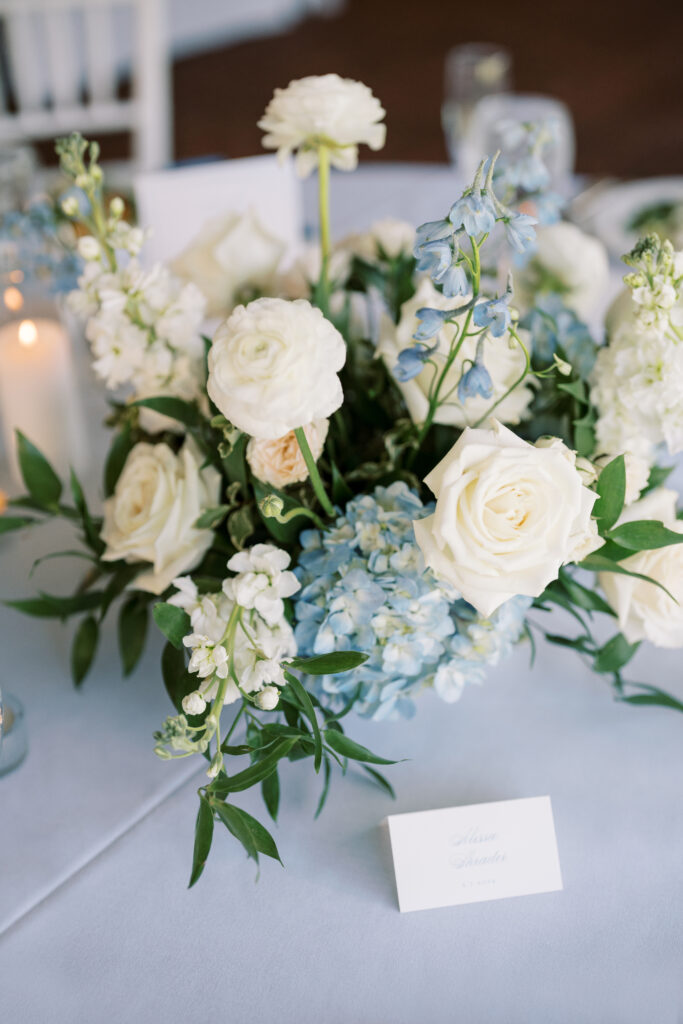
[
  {"xmin": 0, "ymin": 691, "xmax": 28, "ymax": 776},
  {"xmin": 442, "ymin": 43, "xmax": 512, "ymax": 166}
]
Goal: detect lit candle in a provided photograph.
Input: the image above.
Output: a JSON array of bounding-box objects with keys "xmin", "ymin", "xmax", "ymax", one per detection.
[{"xmin": 0, "ymin": 316, "xmax": 87, "ymax": 486}]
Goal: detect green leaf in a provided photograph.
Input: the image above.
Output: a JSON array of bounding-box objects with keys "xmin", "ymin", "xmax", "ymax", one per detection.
[
  {"xmin": 0, "ymin": 515, "xmax": 38, "ymax": 534},
  {"xmin": 221, "ymin": 432, "xmax": 248, "ymax": 490},
  {"xmin": 153, "ymin": 602, "xmax": 191, "ymax": 649},
  {"xmin": 288, "ymin": 651, "xmax": 368, "ymax": 675},
  {"xmin": 227, "ymin": 505, "xmax": 255, "ymax": 550},
  {"xmin": 619, "ymin": 685, "xmax": 683, "ymax": 713},
  {"xmin": 592, "ymin": 455, "xmax": 625, "ymax": 533},
  {"xmin": 118, "ymin": 598, "xmax": 149, "ymax": 676},
  {"xmin": 607, "ymin": 520, "xmax": 683, "ymax": 552},
  {"xmin": 132, "ymin": 396, "xmax": 201, "ymax": 427},
  {"xmin": 580, "ymin": 554, "xmax": 677, "ymax": 602},
  {"xmin": 99, "ymin": 562, "xmax": 143, "ymax": 619},
  {"xmin": 261, "ymin": 768, "xmax": 280, "ymax": 822},
  {"xmin": 323, "ymin": 729, "xmax": 399, "ymax": 766},
  {"xmin": 16, "ymin": 431, "xmax": 62, "ymax": 505},
  {"xmin": 594, "ymin": 633, "xmax": 640, "ymax": 674},
  {"xmin": 643, "ymin": 463, "xmax": 674, "ymax": 495},
  {"xmin": 361, "ymin": 764, "xmax": 396, "ymax": 799},
  {"xmin": 30, "ymin": 549, "xmax": 96, "ymax": 577},
  {"xmin": 188, "ymin": 794, "xmax": 214, "ymax": 888},
  {"xmin": 212, "ymin": 739, "xmax": 297, "ymax": 797},
  {"xmin": 71, "ymin": 615, "xmax": 99, "ymax": 686},
  {"xmin": 5, "ymin": 590, "xmax": 105, "ymax": 618},
  {"xmin": 70, "ymin": 467, "xmax": 103, "ymax": 554},
  {"xmin": 212, "ymin": 802, "xmax": 283, "ymax": 865},
  {"xmin": 104, "ymin": 423, "xmax": 133, "ymax": 497},
  {"xmin": 194, "ymin": 505, "xmax": 230, "ymax": 530},
  {"xmin": 314, "ymin": 756, "xmax": 332, "ymax": 819},
  {"xmin": 284, "ymin": 674, "xmax": 323, "ymax": 773},
  {"xmin": 557, "ymin": 378, "xmax": 586, "ymax": 402},
  {"xmin": 558, "ymin": 572, "xmax": 615, "ymax": 617},
  {"xmin": 161, "ymin": 641, "xmax": 196, "ymax": 715}
]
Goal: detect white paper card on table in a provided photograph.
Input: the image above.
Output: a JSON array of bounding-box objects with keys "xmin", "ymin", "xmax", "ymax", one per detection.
[
  {"xmin": 134, "ymin": 155, "xmax": 302, "ymax": 265},
  {"xmin": 387, "ymin": 796, "xmax": 562, "ymax": 913}
]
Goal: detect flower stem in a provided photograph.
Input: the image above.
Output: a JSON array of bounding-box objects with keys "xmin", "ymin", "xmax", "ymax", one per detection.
[
  {"xmin": 316, "ymin": 144, "xmax": 332, "ymax": 306},
  {"xmin": 295, "ymin": 426, "xmax": 335, "ymax": 518}
]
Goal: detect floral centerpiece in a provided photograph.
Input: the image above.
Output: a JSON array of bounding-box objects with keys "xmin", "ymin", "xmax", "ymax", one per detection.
[{"xmin": 4, "ymin": 75, "xmax": 683, "ymax": 885}]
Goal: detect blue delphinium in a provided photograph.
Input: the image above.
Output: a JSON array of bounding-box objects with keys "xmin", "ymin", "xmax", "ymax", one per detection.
[
  {"xmin": 473, "ymin": 290, "xmax": 512, "ymax": 337},
  {"xmin": 293, "ymin": 482, "xmax": 531, "ymax": 720},
  {"xmin": 393, "ymin": 341, "xmax": 436, "ymax": 382}
]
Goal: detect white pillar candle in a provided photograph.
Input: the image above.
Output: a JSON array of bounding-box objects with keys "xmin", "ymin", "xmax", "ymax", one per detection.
[{"xmin": 0, "ymin": 317, "xmax": 87, "ymax": 487}]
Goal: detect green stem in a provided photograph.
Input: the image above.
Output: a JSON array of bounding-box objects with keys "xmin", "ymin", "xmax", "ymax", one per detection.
[
  {"xmin": 470, "ymin": 326, "xmax": 531, "ymax": 428},
  {"xmin": 294, "ymin": 427, "xmax": 335, "ymax": 518},
  {"xmin": 318, "ymin": 145, "xmax": 331, "ymax": 274}
]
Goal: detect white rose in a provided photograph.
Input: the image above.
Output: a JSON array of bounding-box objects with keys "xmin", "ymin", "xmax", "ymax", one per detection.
[
  {"xmin": 101, "ymin": 440, "xmax": 221, "ymax": 594},
  {"xmin": 414, "ymin": 420, "xmax": 602, "ymax": 616},
  {"xmin": 599, "ymin": 488, "xmax": 683, "ymax": 648},
  {"xmin": 377, "ymin": 278, "xmax": 534, "ymax": 427},
  {"xmin": 514, "ymin": 222, "xmax": 609, "ymax": 321},
  {"xmin": 172, "ymin": 209, "xmax": 285, "ymax": 319},
  {"xmin": 208, "ymin": 297, "xmax": 346, "ymax": 439},
  {"xmin": 247, "ymin": 418, "xmax": 329, "ymax": 488},
  {"xmin": 258, "ymin": 74, "xmax": 386, "ymax": 177}
]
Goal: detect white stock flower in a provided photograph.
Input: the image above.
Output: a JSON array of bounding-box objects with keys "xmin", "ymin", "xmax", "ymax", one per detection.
[
  {"xmin": 182, "ymin": 691, "xmax": 207, "ymax": 715},
  {"xmin": 207, "ymin": 297, "xmax": 346, "ymax": 439},
  {"xmin": 258, "ymin": 74, "xmax": 386, "ymax": 177},
  {"xmin": 77, "ymin": 235, "xmax": 100, "ymax": 261},
  {"xmin": 183, "ymin": 634, "xmax": 229, "ymax": 679},
  {"xmin": 169, "ymin": 577, "xmax": 233, "ymax": 643},
  {"xmin": 513, "ymin": 222, "xmax": 609, "ymax": 321},
  {"xmin": 599, "ymin": 488, "xmax": 683, "ymax": 648},
  {"xmin": 414, "ymin": 420, "xmax": 601, "ymax": 616},
  {"xmin": 247, "ymin": 418, "xmax": 329, "ymax": 488},
  {"xmin": 199, "ymin": 611, "xmax": 297, "ymax": 706},
  {"xmin": 378, "ymin": 278, "xmax": 534, "ymax": 427},
  {"xmin": 101, "ymin": 440, "xmax": 221, "ymax": 595},
  {"xmin": 172, "ymin": 209, "xmax": 286, "ymax": 318},
  {"xmin": 225, "ymin": 543, "xmax": 300, "ymax": 625}
]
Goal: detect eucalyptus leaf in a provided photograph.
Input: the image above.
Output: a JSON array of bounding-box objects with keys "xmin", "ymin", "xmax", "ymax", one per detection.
[
  {"xmin": 323, "ymin": 729, "xmax": 398, "ymax": 766},
  {"xmin": 288, "ymin": 651, "xmax": 368, "ymax": 675},
  {"xmin": 188, "ymin": 794, "xmax": 214, "ymax": 888},
  {"xmin": 71, "ymin": 615, "xmax": 99, "ymax": 687},
  {"xmin": 153, "ymin": 602, "xmax": 191, "ymax": 649},
  {"xmin": 16, "ymin": 431, "xmax": 62, "ymax": 505}
]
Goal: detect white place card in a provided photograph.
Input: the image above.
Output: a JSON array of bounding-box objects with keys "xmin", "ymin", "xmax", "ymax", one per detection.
[{"xmin": 387, "ymin": 796, "xmax": 562, "ymax": 913}]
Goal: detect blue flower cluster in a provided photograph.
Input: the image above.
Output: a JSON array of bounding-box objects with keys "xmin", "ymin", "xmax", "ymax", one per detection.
[
  {"xmin": 293, "ymin": 482, "xmax": 531, "ymax": 720},
  {"xmin": 521, "ymin": 293, "xmax": 597, "ymax": 378},
  {"xmin": 0, "ymin": 200, "xmax": 82, "ymax": 294}
]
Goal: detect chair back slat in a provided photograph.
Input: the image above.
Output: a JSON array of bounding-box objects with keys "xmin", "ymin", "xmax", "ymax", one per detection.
[
  {"xmin": 83, "ymin": 4, "xmax": 117, "ymax": 103},
  {"xmin": 4, "ymin": 10, "xmax": 46, "ymax": 113},
  {"xmin": 44, "ymin": 7, "xmax": 82, "ymax": 108}
]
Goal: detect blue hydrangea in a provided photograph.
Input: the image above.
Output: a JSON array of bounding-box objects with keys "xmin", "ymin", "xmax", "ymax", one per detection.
[
  {"xmin": 292, "ymin": 482, "xmax": 531, "ymax": 720},
  {"xmin": 0, "ymin": 201, "xmax": 82, "ymax": 293}
]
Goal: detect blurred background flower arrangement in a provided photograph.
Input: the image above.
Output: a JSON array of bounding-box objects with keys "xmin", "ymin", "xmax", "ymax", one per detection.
[{"xmin": 1, "ymin": 41, "xmax": 683, "ymax": 880}]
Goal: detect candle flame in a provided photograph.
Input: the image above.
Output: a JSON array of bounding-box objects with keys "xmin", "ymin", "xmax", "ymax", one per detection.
[
  {"xmin": 4, "ymin": 286, "xmax": 24, "ymax": 312},
  {"xmin": 18, "ymin": 320, "xmax": 38, "ymax": 347},
  {"xmin": 9, "ymin": 269, "xmax": 24, "ymax": 284}
]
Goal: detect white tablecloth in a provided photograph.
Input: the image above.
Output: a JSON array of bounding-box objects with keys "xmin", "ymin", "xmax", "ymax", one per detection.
[{"xmin": 1, "ymin": 166, "xmax": 682, "ymax": 1024}]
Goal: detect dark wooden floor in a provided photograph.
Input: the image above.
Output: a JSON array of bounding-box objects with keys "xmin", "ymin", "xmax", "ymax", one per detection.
[{"xmin": 172, "ymin": 0, "xmax": 683, "ymax": 177}]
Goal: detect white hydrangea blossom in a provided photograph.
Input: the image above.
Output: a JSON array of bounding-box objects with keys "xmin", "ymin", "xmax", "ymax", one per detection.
[{"xmin": 591, "ymin": 237, "xmax": 683, "ymax": 458}]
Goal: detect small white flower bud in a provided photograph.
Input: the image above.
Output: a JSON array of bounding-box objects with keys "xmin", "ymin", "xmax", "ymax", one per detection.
[
  {"xmin": 181, "ymin": 691, "xmax": 207, "ymax": 716},
  {"xmin": 207, "ymin": 754, "xmax": 222, "ymax": 779},
  {"xmin": 75, "ymin": 173, "xmax": 91, "ymax": 190},
  {"xmin": 255, "ymin": 685, "xmax": 280, "ymax": 711},
  {"xmin": 61, "ymin": 196, "xmax": 79, "ymax": 217},
  {"xmin": 552, "ymin": 353, "xmax": 572, "ymax": 376},
  {"xmin": 259, "ymin": 494, "xmax": 285, "ymax": 518},
  {"xmin": 109, "ymin": 196, "xmax": 125, "ymax": 218},
  {"xmin": 575, "ymin": 456, "xmax": 598, "ymax": 487},
  {"xmin": 77, "ymin": 235, "xmax": 100, "ymax": 261}
]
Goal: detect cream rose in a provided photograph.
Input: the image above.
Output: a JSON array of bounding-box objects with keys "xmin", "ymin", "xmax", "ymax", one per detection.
[
  {"xmin": 172, "ymin": 209, "xmax": 285, "ymax": 319},
  {"xmin": 207, "ymin": 297, "xmax": 346, "ymax": 439},
  {"xmin": 599, "ymin": 488, "xmax": 683, "ymax": 648},
  {"xmin": 414, "ymin": 420, "xmax": 602, "ymax": 616},
  {"xmin": 513, "ymin": 222, "xmax": 609, "ymax": 322},
  {"xmin": 101, "ymin": 440, "xmax": 221, "ymax": 594},
  {"xmin": 247, "ymin": 418, "xmax": 329, "ymax": 488},
  {"xmin": 378, "ymin": 278, "xmax": 534, "ymax": 428},
  {"xmin": 258, "ymin": 74, "xmax": 386, "ymax": 177}
]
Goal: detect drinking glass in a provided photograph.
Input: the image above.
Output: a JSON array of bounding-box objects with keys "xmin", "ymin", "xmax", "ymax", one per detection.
[{"xmin": 442, "ymin": 43, "xmax": 512, "ymax": 166}]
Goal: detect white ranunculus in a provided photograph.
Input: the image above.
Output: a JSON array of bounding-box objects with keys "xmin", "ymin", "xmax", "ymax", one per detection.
[
  {"xmin": 247, "ymin": 418, "xmax": 329, "ymax": 488},
  {"xmin": 258, "ymin": 74, "xmax": 386, "ymax": 177},
  {"xmin": 101, "ymin": 440, "xmax": 221, "ymax": 595},
  {"xmin": 172, "ymin": 209, "xmax": 286, "ymax": 319},
  {"xmin": 341, "ymin": 218, "xmax": 415, "ymax": 262},
  {"xmin": 414, "ymin": 420, "xmax": 601, "ymax": 616},
  {"xmin": 207, "ymin": 297, "xmax": 346, "ymax": 439},
  {"xmin": 514, "ymin": 222, "xmax": 610, "ymax": 322},
  {"xmin": 599, "ymin": 488, "xmax": 683, "ymax": 648},
  {"xmin": 377, "ymin": 278, "xmax": 534, "ymax": 427}
]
